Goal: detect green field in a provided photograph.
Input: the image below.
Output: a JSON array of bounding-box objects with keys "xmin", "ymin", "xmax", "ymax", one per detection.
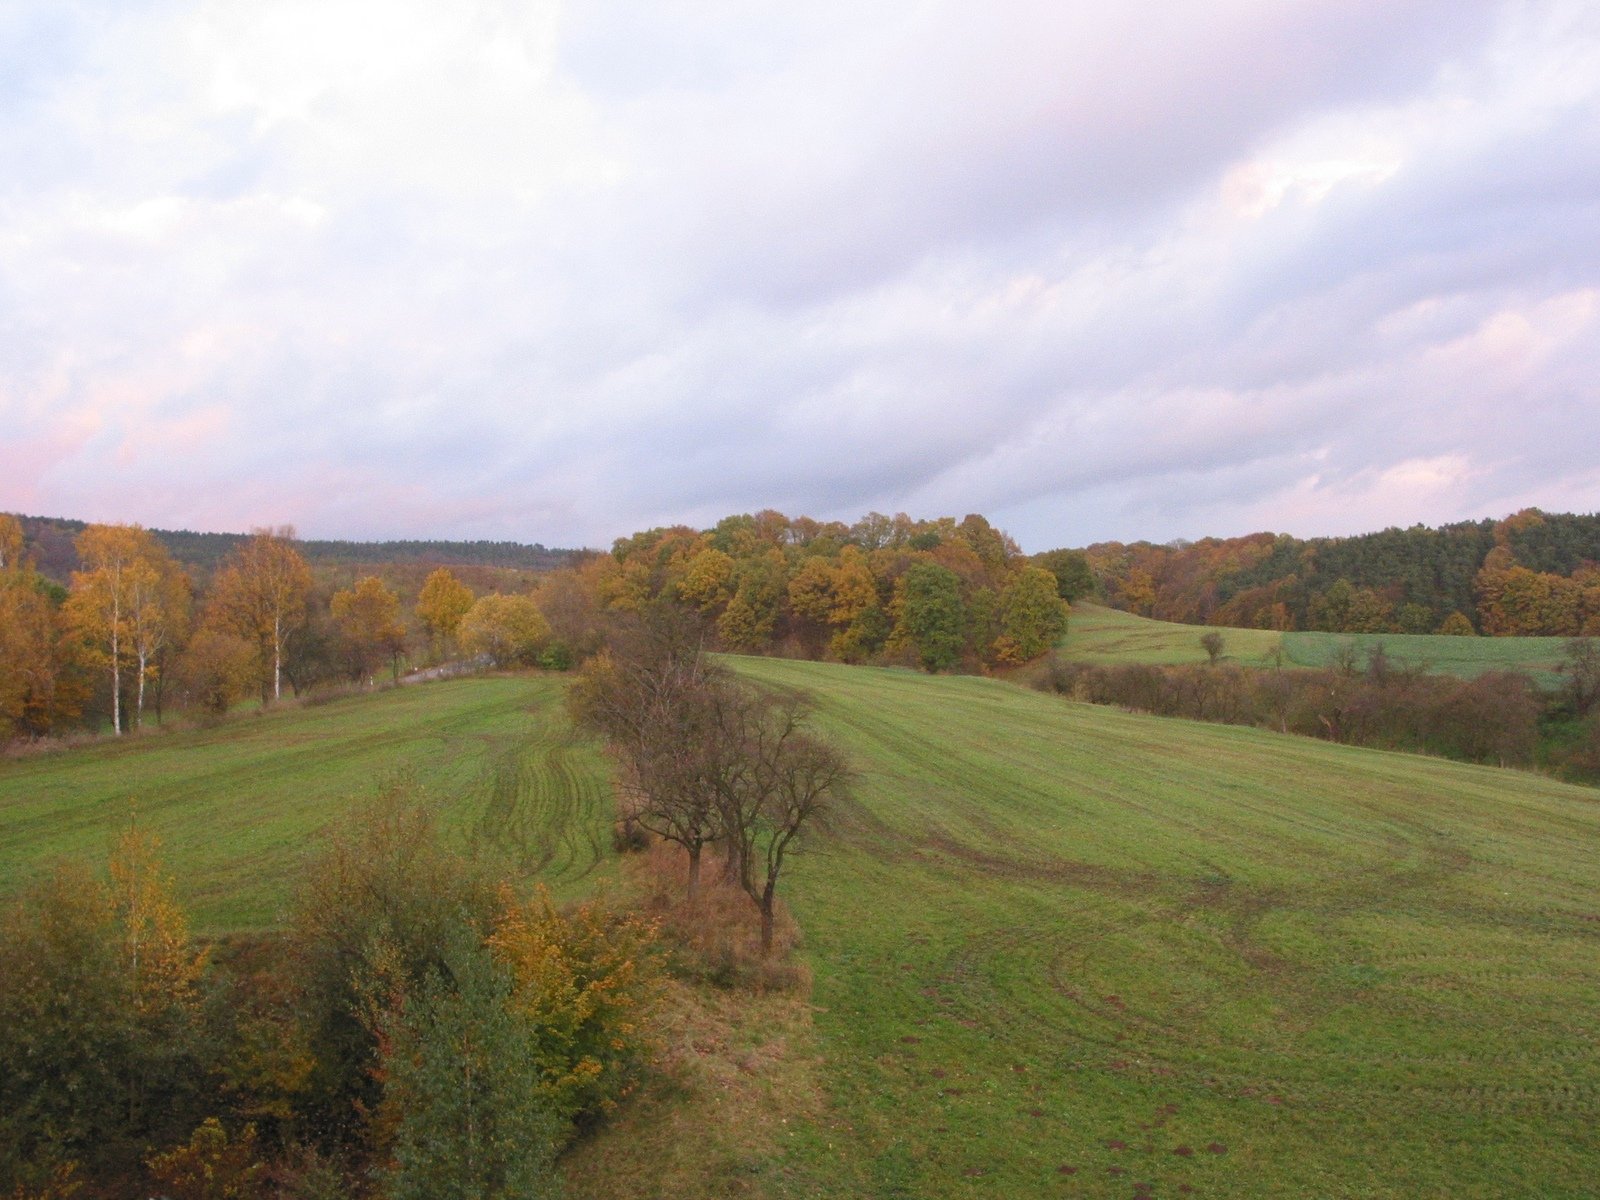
[
  {"xmin": 0, "ymin": 677, "xmax": 615, "ymax": 928},
  {"xmin": 1282, "ymin": 629, "xmax": 1573, "ymax": 686},
  {"xmin": 1063, "ymin": 602, "xmax": 1574, "ymax": 685},
  {"xmin": 2, "ymin": 665, "xmax": 1598, "ymax": 1197},
  {"xmin": 1061, "ymin": 604, "xmax": 1285, "ymax": 666}
]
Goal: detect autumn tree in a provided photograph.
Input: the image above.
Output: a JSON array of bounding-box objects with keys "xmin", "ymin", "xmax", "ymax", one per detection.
[
  {"xmin": 1, "ymin": 557, "xmax": 84, "ymax": 740},
  {"xmin": 125, "ymin": 542, "xmax": 190, "ymax": 727},
  {"xmin": 534, "ymin": 568, "xmax": 603, "ymax": 669},
  {"xmin": 708, "ymin": 685, "xmax": 851, "ymax": 957},
  {"xmin": 567, "ymin": 608, "xmax": 725, "ymax": 899},
  {"xmin": 174, "ymin": 627, "xmax": 258, "ymax": 715},
  {"xmin": 65, "ymin": 524, "xmax": 177, "ymax": 735},
  {"xmin": 0, "ymin": 513, "xmax": 23, "ymax": 571},
  {"xmin": 415, "ymin": 568, "xmax": 475, "ymax": 660},
  {"xmin": 994, "ymin": 565, "xmax": 1068, "ymax": 664},
  {"xmin": 0, "ymin": 828, "xmax": 209, "ymax": 1186},
  {"xmin": 209, "ymin": 528, "xmax": 313, "ymax": 703},
  {"xmin": 331, "ymin": 575, "xmax": 407, "ymax": 683},
  {"xmin": 1200, "ymin": 630, "xmax": 1226, "ymax": 665},
  {"xmin": 458, "ymin": 594, "xmax": 550, "ymax": 667}
]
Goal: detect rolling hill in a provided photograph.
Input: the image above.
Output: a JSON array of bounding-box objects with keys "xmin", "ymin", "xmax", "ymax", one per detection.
[
  {"xmin": 2, "ymin": 664, "xmax": 1596, "ymax": 1197},
  {"xmin": 1062, "ymin": 602, "xmax": 1575, "ymax": 687}
]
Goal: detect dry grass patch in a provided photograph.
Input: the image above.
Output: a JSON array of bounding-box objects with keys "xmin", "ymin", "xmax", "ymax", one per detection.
[{"xmin": 561, "ymin": 840, "xmax": 824, "ymax": 1199}]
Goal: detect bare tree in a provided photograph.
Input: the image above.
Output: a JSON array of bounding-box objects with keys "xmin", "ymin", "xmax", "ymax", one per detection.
[
  {"xmin": 568, "ymin": 606, "xmax": 726, "ymax": 900},
  {"xmin": 570, "ymin": 604, "xmax": 851, "ymax": 949},
  {"xmin": 1560, "ymin": 637, "xmax": 1600, "ymax": 718},
  {"xmin": 1199, "ymin": 630, "xmax": 1225, "ymax": 666},
  {"xmin": 707, "ymin": 685, "xmax": 851, "ymax": 957}
]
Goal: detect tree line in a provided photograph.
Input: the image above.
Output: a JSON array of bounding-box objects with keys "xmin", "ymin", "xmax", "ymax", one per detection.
[
  {"xmin": 2, "ymin": 507, "xmax": 1072, "ymax": 744},
  {"xmin": 1075, "ymin": 508, "xmax": 1600, "ymax": 636},
  {"xmin": 0, "ymin": 517, "xmax": 577, "ymax": 742},
  {"xmin": 593, "ymin": 509, "xmax": 1067, "ymax": 671},
  {"xmin": 1038, "ymin": 634, "xmax": 1600, "ymax": 780},
  {"xmin": 9, "ymin": 514, "xmax": 579, "ymax": 577}
]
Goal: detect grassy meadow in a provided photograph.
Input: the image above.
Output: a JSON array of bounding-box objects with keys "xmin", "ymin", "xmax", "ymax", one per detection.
[
  {"xmin": 1062, "ymin": 602, "xmax": 1575, "ymax": 686},
  {"xmin": 1059, "ymin": 604, "xmax": 1284, "ymax": 666},
  {"xmin": 1281, "ymin": 629, "xmax": 1574, "ymax": 686},
  {"xmin": 740, "ymin": 657, "xmax": 1600, "ymax": 1199},
  {"xmin": 0, "ymin": 676, "xmax": 615, "ymax": 928},
  {"xmin": 2, "ymin": 663, "xmax": 1598, "ymax": 1197}
]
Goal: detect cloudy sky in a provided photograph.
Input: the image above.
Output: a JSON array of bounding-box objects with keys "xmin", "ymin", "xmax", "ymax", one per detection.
[{"xmin": 2, "ymin": 0, "xmax": 1597, "ymax": 551}]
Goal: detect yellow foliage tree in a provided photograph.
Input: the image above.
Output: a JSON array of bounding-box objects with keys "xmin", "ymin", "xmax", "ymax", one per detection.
[
  {"xmin": 208, "ymin": 529, "xmax": 312, "ymax": 702},
  {"xmin": 414, "ymin": 568, "xmax": 474, "ymax": 659},
  {"xmin": 0, "ymin": 513, "xmax": 23, "ymax": 572},
  {"xmin": 331, "ymin": 575, "xmax": 407, "ymax": 682},
  {"xmin": 487, "ymin": 886, "xmax": 661, "ymax": 1122},
  {"xmin": 458, "ymin": 593, "xmax": 550, "ymax": 667},
  {"xmin": 65, "ymin": 525, "xmax": 179, "ymax": 735}
]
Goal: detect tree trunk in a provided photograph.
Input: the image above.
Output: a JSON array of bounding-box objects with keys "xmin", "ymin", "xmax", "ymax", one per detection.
[
  {"xmin": 759, "ymin": 895, "xmax": 775, "ymax": 959},
  {"xmin": 686, "ymin": 842, "xmax": 702, "ymax": 902},
  {"xmin": 136, "ymin": 649, "xmax": 147, "ymax": 729},
  {"xmin": 110, "ymin": 594, "xmax": 122, "ymax": 736},
  {"xmin": 272, "ymin": 614, "xmax": 282, "ymax": 701}
]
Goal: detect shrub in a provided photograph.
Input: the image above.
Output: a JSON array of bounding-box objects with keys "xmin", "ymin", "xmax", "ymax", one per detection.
[
  {"xmin": 286, "ymin": 777, "xmax": 501, "ymax": 1145},
  {"xmin": 0, "ymin": 832, "xmax": 210, "ymax": 1189},
  {"xmin": 369, "ymin": 932, "xmax": 563, "ymax": 1200}
]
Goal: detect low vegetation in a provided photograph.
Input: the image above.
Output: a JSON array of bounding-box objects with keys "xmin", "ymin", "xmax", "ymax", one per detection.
[{"xmin": 0, "ymin": 781, "xmax": 662, "ymax": 1197}]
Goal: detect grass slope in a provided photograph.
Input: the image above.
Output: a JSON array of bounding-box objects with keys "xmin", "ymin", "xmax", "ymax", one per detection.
[
  {"xmin": 4, "ymin": 665, "xmax": 1598, "ymax": 1197},
  {"xmin": 0, "ymin": 677, "xmax": 615, "ymax": 929},
  {"xmin": 1061, "ymin": 604, "xmax": 1284, "ymax": 666},
  {"xmin": 1063, "ymin": 602, "xmax": 1573, "ymax": 685},
  {"xmin": 731, "ymin": 657, "xmax": 1600, "ymax": 1200},
  {"xmin": 1282, "ymin": 629, "xmax": 1572, "ymax": 686}
]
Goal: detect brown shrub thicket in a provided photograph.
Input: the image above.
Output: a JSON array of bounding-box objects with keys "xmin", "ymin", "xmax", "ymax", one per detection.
[{"xmin": 1039, "ymin": 653, "xmax": 1546, "ymax": 768}]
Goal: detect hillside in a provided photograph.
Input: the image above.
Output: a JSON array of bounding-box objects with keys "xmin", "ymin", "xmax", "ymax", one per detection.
[
  {"xmin": 1061, "ymin": 602, "xmax": 1574, "ymax": 686},
  {"xmin": 1080, "ymin": 508, "xmax": 1600, "ymax": 635},
  {"xmin": 2, "ymin": 666, "xmax": 1597, "ymax": 1196},
  {"xmin": 9, "ymin": 512, "xmax": 582, "ymax": 584}
]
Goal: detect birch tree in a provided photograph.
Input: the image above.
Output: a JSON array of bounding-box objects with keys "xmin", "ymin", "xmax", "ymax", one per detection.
[{"xmin": 210, "ymin": 528, "xmax": 312, "ymax": 702}]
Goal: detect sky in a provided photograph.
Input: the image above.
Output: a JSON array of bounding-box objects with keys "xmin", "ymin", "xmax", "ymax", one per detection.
[{"xmin": 2, "ymin": 0, "xmax": 1598, "ymax": 553}]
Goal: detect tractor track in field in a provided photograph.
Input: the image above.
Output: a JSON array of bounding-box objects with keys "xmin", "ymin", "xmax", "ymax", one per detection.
[{"xmin": 472, "ymin": 722, "xmax": 607, "ymax": 883}]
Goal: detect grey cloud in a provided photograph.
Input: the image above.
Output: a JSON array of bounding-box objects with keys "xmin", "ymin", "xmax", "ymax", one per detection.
[{"xmin": 2, "ymin": 0, "xmax": 1598, "ymax": 552}]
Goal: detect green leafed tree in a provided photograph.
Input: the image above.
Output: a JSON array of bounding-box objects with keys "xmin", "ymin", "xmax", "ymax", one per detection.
[
  {"xmin": 994, "ymin": 565, "xmax": 1068, "ymax": 664},
  {"xmin": 370, "ymin": 934, "xmax": 563, "ymax": 1200},
  {"xmin": 891, "ymin": 562, "xmax": 966, "ymax": 672}
]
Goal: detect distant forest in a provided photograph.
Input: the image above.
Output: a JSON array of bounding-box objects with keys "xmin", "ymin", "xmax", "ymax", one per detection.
[
  {"xmin": 12, "ymin": 514, "xmax": 582, "ymax": 582},
  {"xmin": 1078, "ymin": 509, "xmax": 1600, "ymax": 636}
]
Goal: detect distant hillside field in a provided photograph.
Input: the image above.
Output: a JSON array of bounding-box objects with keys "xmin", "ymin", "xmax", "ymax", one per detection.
[
  {"xmin": 1281, "ymin": 629, "xmax": 1573, "ymax": 686},
  {"xmin": 1060, "ymin": 603, "xmax": 1285, "ymax": 665},
  {"xmin": 1063, "ymin": 602, "xmax": 1574, "ymax": 685},
  {"xmin": 3, "ymin": 664, "xmax": 1597, "ymax": 1196}
]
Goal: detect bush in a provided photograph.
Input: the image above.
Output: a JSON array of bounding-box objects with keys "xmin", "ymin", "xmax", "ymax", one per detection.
[
  {"xmin": 369, "ymin": 931, "xmax": 563, "ymax": 1200},
  {"xmin": 286, "ymin": 777, "xmax": 501, "ymax": 1145},
  {"xmin": 0, "ymin": 832, "xmax": 210, "ymax": 1190}
]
